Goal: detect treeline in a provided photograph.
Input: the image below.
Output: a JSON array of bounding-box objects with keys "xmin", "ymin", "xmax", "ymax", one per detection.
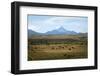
[{"xmin": 28, "ymin": 38, "xmax": 87, "ymax": 45}]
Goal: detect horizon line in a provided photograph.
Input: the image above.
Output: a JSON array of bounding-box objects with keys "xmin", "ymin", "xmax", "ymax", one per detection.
[{"xmin": 28, "ymin": 28, "xmax": 88, "ymax": 34}]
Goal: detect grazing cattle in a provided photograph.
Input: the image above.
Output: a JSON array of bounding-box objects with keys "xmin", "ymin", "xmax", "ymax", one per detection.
[
  {"xmin": 60, "ymin": 46, "xmax": 64, "ymax": 49},
  {"xmin": 51, "ymin": 47, "xmax": 55, "ymax": 50},
  {"xmin": 81, "ymin": 43, "xmax": 84, "ymax": 45},
  {"xmin": 61, "ymin": 46, "xmax": 65, "ymax": 49},
  {"xmin": 58, "ymin": 46, "xmax": 64, "ymax": 49},
  {"xmin": 34, "ymin": 47, "xmax": 37, "ymax": 49},
  {"xmin": 68, "ymin": 48, "xmax": 71, "ymax": 50},
  {"xmin": 62, "ymin": 47, "xmax": 65, "ymax": 49},
  {"xmin": 64, "ymin": 54, "xmax": 67, "ymax": 56},
  {"xmin": 72, "ymin": 47, "xmax": 75, "ymax": 49}
]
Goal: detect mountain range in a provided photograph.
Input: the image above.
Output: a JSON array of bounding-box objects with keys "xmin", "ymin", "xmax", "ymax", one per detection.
[
  {"xmin": 28, "ymin": 27, "xmax": 86, "ymax": 37},
  {"xmin": 46, "ymin": 27, "xmax": 77, "ymax": 35}
]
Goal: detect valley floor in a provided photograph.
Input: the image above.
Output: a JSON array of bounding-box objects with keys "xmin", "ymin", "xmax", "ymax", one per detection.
[{"xmin": 28, "ymin": 44, "xmax": 87, "ymax": 61}]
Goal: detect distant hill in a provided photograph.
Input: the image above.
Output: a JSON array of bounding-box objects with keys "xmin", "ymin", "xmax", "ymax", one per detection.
[
  {"xmin": 28, "ymin": 29, "xmax": 41, "ymax": 38},
  {"xmin": 46, "ymin": 27, "xmax": 77, "ymax": 35},
  {"xmin": 78, "ymin": 32, "xmax": 88, "ymax": 37},
  {"xmin": 28, "ymin": 27, "xmax": 87, "ymax": 38}
]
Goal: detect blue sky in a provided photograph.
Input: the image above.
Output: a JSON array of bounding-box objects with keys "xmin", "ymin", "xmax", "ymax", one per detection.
[{"xmin": 28, "ymin": 15, "xmax": 88, "ymax": 33}]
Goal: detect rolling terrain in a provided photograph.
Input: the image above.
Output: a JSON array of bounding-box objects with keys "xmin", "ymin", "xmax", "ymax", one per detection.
[
  {"xmin": 28, "ymin": 34, "xmax": 88, "ymax": 61},
  {"xmin": 28, "ymin": 27, "xmax": 88, "ymax": 61}
]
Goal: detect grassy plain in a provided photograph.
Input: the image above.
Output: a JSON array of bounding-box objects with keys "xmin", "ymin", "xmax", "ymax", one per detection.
[{"xmin": 28, "ymin": 34, "xmax": 88, "ymax": 61}]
